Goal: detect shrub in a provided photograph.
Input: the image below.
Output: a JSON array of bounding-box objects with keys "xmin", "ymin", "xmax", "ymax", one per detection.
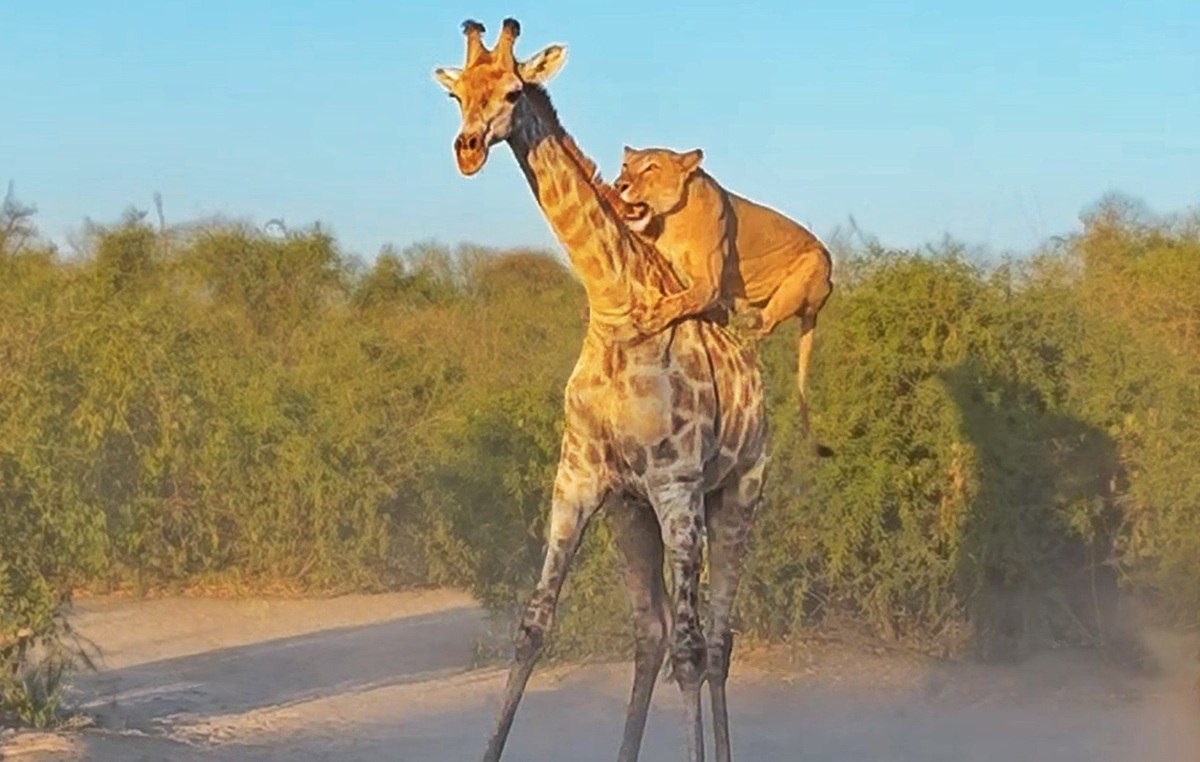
[{"xmin": 2, "ymin": 194, "xmax": 1198, "ymax": 710}]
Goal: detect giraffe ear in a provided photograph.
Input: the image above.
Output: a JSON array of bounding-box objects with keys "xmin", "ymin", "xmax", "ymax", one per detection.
[
  {"xmin": 680, "ymin": 148, "xmax": 704, "ymax": 172},
  {"xmin": 518, "ymin": 44, "xmax": 568, "ymax": 84},
  {"xmin": 433, "ymin": 67, "xmax": 461, "ymax": 92}
]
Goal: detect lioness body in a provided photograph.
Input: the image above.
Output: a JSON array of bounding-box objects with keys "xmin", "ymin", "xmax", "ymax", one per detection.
[
  {"xmin": 614, "ymin": 147, "xmax": 833, "ymax": 449},
  {"xmin": 723, "ymin": 190, "xmax": 832, "ymax": 323}
]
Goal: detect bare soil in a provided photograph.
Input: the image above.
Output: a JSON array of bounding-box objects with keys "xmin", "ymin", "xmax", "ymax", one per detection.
[{"xmin": 1, "ymin": 590, "xmax": 1196, "ymax": 761}]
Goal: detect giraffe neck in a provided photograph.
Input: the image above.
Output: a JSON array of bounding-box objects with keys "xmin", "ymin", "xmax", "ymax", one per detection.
[{"xmin": 506, "ymin": 86, "xmax": 673, "ymax": 332}]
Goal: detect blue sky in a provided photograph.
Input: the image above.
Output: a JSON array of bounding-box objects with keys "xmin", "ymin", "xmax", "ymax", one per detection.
[{"xmin": 3, "ymin": 1, "xmax": 1197, "ymax": 260}]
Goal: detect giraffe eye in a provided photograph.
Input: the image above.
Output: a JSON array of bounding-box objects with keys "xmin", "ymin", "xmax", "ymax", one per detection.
[{"xmin": 504, "ymin": 87, "xmax": 523, "ymax": 103}]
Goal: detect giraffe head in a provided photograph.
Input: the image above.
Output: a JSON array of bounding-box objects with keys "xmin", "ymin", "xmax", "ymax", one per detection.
[{"xmin": 433, "ymin": 18, "xmax": 568, "ymax": 176}]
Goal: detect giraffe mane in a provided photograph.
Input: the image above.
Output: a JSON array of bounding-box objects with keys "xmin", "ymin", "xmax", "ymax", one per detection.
[
  {"xmin": 564, "ymin": 135, "xmax": 629, "ymax": 215},
  {"xmin": 522, "ymin": 86, "xmax": 627, "ymax": 216},
  {"xmin": 521, "ymin": 85, "xmax": 683, "ymax": 292}
]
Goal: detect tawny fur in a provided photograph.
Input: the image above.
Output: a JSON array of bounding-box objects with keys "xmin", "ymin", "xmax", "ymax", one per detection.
[{"xmin": 613, "ymin": 147, "xmax": 834, "ymax": 450}]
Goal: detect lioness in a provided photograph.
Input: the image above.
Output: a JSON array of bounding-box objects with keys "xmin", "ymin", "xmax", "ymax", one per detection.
[{"xmin": 613, "ymin": 145, "xmax": 833, "ymax": 453}]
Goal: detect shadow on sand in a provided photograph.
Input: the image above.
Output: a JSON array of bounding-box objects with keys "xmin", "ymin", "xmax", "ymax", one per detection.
[{"xmin": 74, "ymin": 606, "xmax": 483, "ymax": 733}]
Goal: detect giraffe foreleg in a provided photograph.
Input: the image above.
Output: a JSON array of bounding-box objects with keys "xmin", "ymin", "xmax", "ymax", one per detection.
[{"xmin": 481, "ymin": 452, "xmax": 606, "ymax": 762}]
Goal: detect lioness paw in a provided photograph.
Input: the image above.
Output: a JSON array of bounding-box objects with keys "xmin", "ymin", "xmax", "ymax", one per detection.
[
  {"xmin": 730, "ymin": 307, "xmax": 764, "ymax": 332},
  {"xmin": 629, "ymin": 301, "xmax": 662, "ymax": 336}
]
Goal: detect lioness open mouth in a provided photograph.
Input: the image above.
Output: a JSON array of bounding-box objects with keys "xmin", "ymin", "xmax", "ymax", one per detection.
[{"xmin": 621, "ymin": 201, "xmax": 652, "ymax": 230}]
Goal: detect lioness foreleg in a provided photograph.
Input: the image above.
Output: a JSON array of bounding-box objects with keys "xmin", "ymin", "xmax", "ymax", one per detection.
[
  {"xmin": 632, "ymin": 281, "xmax": 721, "ymax": 335},
  {"xmin": 632, "ymin": 235, "xmax": 726, "ymax": 335}
]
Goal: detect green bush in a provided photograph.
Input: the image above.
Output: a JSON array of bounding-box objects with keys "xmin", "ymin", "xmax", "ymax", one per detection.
[{"xmin": 2, "ymin": 192, "xmax": 1199, "ymax": 723}]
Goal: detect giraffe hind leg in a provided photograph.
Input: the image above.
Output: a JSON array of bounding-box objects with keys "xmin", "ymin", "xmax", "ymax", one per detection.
[
  {"xmin": 610, "ymin": 496, "xmax": 668, "ymax": 762},
  {"xmin": 705, "ymin": 458, "xmax": 766, "ymax": 762},
  {"xmin": 649, "ymin": 481, "xmax": 708, "ymax": 762}
]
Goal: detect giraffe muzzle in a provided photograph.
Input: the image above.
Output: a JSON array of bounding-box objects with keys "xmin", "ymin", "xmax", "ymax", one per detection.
[{"xmin": 454, "ymin": 131, "xmax": 489, "ymax": 176}]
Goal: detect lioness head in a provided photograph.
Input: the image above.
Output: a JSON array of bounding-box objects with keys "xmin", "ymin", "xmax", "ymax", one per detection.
[{"xmin": 613, "ymin": 146, "xmax": 704, "ymax": 234}]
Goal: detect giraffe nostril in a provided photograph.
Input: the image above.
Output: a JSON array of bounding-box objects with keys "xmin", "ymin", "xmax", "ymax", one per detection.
[
  {"xmin": 466, "ymin": 134, "xmax": 480, "ymax": 151},
  {"xmin": 454, "ymin": 134, "xmax": 465, "ymax": 151}
]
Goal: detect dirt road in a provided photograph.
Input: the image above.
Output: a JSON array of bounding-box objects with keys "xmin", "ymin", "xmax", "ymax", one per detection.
[{"xmin": 1, "ymin": 590, "xmax": 1196, "ymax": 761}]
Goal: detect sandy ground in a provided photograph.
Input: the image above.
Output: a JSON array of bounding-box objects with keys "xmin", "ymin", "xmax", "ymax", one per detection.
[{"xmin": 1, "ymin": 589, "xmax": 1197, "ymax": 761}]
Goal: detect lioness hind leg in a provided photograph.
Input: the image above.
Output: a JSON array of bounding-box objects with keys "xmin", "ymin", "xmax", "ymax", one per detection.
[
  {"xmin": 755, "ymin": 253, "xmax": 828, "ymax": 335},
  {"xmin": 797, "ymin": 312, "xmax": 816, "ymax": 429},
  {"xmin": 798, "ymin": 276, "xmax": 834, "ymax": 455},
  {"xmin": 757, "ymin": 253, "xmax": 832, "ymax": 452},
  {"xmin": 795, "ymin": 278, "xmax": 832, "ymax": 399}
]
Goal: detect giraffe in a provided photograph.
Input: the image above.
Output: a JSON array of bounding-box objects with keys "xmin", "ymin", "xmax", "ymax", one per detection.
[{"xmin": 434, "ymin": 19, "xmax": 769, "ymax": 762}]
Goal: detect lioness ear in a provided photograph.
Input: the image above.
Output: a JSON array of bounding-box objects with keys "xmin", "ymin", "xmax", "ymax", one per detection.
[
  {"xmin": 433, "ymin": 67, "xmax": 461, "ymax": 92},
  {"xmin": 680, "ymin": 148, "xmax": 704, "ymax": 172},
  {"xmin": 622, "ymin": 145, "xmax": 637, "ymax": 161},
  {"xmin": 518, "ymin": 44, "xmax": 568, "ymax": 84}
]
